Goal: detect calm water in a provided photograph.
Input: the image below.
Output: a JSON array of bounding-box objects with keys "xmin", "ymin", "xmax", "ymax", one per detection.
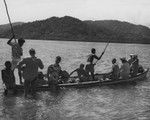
[{"xmin": 0, "ymin": 38, "xmax": 149, "ymax": 120}]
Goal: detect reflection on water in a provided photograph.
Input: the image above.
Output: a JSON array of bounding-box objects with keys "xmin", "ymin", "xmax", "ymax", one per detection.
[{"xmin": 0, "ymin": 39, "xmax": 150, "ymax": 120}]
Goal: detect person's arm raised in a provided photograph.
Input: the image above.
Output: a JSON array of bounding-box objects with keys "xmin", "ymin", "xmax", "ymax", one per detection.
[
  {"xmin": 37, "ymin": 59, "xmax": 44, "ymax": 69},
  {"xmin": 7, "ymin": 35, "xmax": 15, "ymax": 45}
]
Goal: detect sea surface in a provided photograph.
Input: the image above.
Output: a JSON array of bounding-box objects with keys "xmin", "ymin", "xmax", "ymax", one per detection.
[{"xmin": 0, "ymin": 38, "xmax": 149, "ymax": 120}]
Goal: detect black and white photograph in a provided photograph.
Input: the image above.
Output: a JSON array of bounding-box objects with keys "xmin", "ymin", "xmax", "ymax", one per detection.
[{"xmin": 0, "ymin": 0, "xmax": 150, "ymax": 119}]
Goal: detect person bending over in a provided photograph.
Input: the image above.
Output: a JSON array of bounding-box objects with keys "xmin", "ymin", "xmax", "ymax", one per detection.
[{"xmin": 70, "ymin": 64, "xmax": 88, "ymax": 82}]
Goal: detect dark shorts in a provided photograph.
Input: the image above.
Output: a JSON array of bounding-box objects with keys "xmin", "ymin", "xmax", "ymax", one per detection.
[
  {"xmin": 24, "ymin": 78, "xmax": 37, "ymax": 90},
  {"xmin": 85, "ymin": 64, "xmax": 94, "ymax": 73},
  {"xmin": 5, "ymin": 83, "xmax": 15, "ymax": 90}
]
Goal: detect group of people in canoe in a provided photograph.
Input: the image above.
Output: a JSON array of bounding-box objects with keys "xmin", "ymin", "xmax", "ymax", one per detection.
[
  {"xmin": 1, "ymin": 36, "xmax": 144, "ymax": 97},
  {"xmin": 105, "ymin": 54, "xmax": 144, "ymax": 81},
  {"xmin": 70, "ymin": 48, "xmax": 144, "ymax": 82}
]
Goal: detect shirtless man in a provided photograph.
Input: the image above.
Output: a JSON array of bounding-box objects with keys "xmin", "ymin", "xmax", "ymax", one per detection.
[
  {"xmin": 1, "ymin": 61, "xmax": 16, "ymax": 95},
  {"xmin": 70, "ymin": 64, "xmax": 88, "ymax": 82},
  {"xmin": 108, "ymin": 58, "xmax": 120, "ymax": 80},
  {"xmin": 7, "ymin": 35, "xmax": 25, "ymax": 84},
  {"xmin": 47, "ymin": 56, "xmax": 62, "ymax": 85},
  {"xmin": 85, "ymin": 48, "xmax": 104, "ymax": 80}
]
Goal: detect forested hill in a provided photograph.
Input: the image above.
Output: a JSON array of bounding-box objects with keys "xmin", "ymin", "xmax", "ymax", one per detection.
[
  {"xmin": 0, "ymin": 16, "xmax": 150, "ymax": 44},
  {"xmin": 0, "ymin": 22, "xmax": 24, "ymax": 35}
]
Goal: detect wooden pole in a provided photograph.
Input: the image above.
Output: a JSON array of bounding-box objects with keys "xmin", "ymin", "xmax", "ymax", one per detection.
[{"xmin": 3, "ymin": 0, "xmax": 16, "ymax": 41}]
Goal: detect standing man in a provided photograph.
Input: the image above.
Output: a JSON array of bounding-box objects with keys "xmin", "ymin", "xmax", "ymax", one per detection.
[
  {"xmin": 85, "ymin": 48, "xmax": 104, "ymax": 80},
  {"xmin": 7, "ymin": 35, "xmax": 25, "ymax": 84},
  {"xmin": 1, "ymin": 61, "xmax": 16, "ymax": 95},
  {"xmin": 18, "ymin": 48, "xmax": 44, "ymax": 97}
]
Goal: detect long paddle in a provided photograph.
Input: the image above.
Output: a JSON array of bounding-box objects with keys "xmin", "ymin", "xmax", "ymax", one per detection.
[
  {"xmin": 69, "ymin": 41, "xmax": 110, "ymax": 78},
  {"xmin": 3, "ymin": 0, "xmax": 16, "ymax": 42},
  {"xmin": 95, "ymin": 41, "xmax": 110, "ymax": 64},
  {"xmin": 69, "ymin": 42, "xmax": 110, "ymax": 79}
]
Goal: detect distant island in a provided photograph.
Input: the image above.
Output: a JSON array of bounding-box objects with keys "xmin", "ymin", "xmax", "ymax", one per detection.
[{"xmin": 0, "ymin": 16, "xmax": 150, "ymax": 44}]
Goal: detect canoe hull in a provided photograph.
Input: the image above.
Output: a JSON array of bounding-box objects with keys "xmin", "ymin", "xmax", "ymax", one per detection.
[
  {"xmin": 58, "ymin": 68, "xmax": 149, "ymax": 88},
  {"xmin": 14, "ymin": 68, "xmax": 149, "ymax": 91}
]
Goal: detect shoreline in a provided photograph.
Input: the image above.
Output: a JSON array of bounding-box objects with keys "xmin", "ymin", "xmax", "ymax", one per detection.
[{"xmin": 1, "ymin": 37, "xmax": 150, "ymax": 45}]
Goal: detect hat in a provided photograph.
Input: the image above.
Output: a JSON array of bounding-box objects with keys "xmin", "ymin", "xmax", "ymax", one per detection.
[{"xmin": 130, "ymin": 54, "xmax": 134, "ymax": 56}]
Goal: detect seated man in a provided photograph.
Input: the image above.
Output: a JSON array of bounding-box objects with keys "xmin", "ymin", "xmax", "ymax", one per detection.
[
  {"xmin": 1, "ymin": 61, "xmax": 16, "ymax": 95},
  {"xmin": 108, "ymin": 58, "xmax": 120, "ymax": 80},
  {"xmin": 138, "ymin": 65, "xmax": 144, "ymax": 73},
  {"xmin": 70, "ymin": 64, "xmax": 88, "ymax": 82},
  {"xmin": 130, "ymin": 55, "xmax": 139, "ymax": 77},
  {"xmin": 59, "ymin": 70, "xmax": 70, "ymax": 83},
  {"xmin": 120, "ymin": 57, "xmax": 130, "ymax": 79},
  {"xmin": 36, "ymin": 72, "xmax": 47, "ymax": 86},
  {"xmin": 47, "ymin": 56, "xmax": 62, "ymax": 86},
  {"xmin": 128, "ymin": 54, "xmax": 134, "ymax": 65}
]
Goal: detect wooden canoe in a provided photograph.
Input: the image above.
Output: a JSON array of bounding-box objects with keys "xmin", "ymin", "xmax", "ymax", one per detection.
[{"xmin": 15, "ymin": 68, "xmax": 149, "ymax": 91}]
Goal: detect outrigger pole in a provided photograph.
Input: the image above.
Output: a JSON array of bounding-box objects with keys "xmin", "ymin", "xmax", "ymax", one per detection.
[{"xmin": 3, "ymin": 0, "xmax": 16, "ymax": 42}]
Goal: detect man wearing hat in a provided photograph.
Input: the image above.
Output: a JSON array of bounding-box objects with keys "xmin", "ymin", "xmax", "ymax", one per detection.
[{"xmin": 7, "ymin": 35, "xmax": 25, "ymax": 84}]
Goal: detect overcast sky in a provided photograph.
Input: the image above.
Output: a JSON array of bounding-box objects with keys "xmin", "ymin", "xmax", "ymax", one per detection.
[{"xmin": 0, "ymin": 0, "xmax": 150, "ymax": 26}]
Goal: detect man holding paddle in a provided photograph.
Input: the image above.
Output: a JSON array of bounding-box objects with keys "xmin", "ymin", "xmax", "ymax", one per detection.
[
  {"xmin": 7, "ymin": 35, "xmax": 25, "ymax": 84},
  {"xmin": 85, "ymin": 41, "xmax": 109, "ymax": 80},
  {"xmin": 4, "ymin": 0, "xmax": 26, "ymax": 84},
  {"xmin": 85, "ymin": 48, "xmax": 104, "ymax": 80}
]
